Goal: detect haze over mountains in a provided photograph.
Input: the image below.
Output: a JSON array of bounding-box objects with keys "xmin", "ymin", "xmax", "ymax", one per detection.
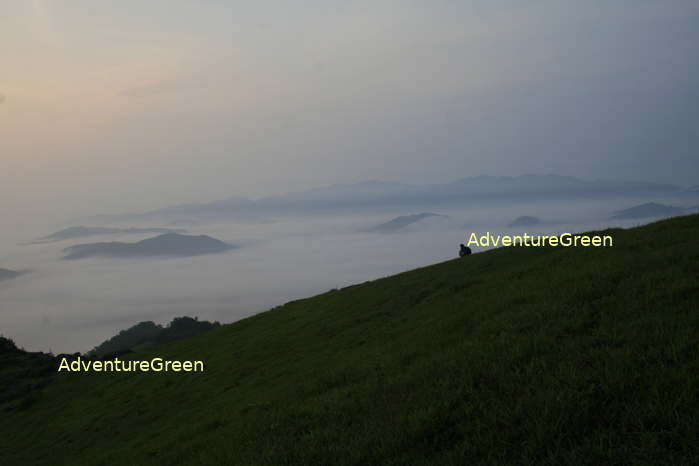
[
  {"xmin": 610, "ymin": 202, "xmax": 688, "ymax": 220},
  {"xmin": 61, "ymin": 233, "xmax": 235, "ymax": 260},
  {"xmin": 83, "ymin": 175, "xmax": 681, "ymax": 223},
  {"xmin": 0, "ymin": 269, "xmax": 25, "ymax": 282},
  {"xmin": 677, "ymin": 185, "xmax": 699, "ymax": 196},
  {"xmin": 32, "ymin": 226, "xmax": 185, "ymax": 243},
  {"xmin": 508, "ymin": 216, "xmax": 542, "ymax": 227},
  {"xmin": 368, "ymin": 213, "xmax": 447, "ymax": 234}
]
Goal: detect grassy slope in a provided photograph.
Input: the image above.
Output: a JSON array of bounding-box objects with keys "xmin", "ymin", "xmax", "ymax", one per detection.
[{"xmin": 2, "ymin": 215, "xmax": 699, "ymax": 465}]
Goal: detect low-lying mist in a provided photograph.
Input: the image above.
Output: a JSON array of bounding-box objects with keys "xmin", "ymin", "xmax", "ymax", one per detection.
[{"xmin": 1, "ymin": 195, "xmax": 694, "ymax": 353}]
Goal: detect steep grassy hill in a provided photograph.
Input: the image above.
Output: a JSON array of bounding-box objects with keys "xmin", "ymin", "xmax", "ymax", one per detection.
[{"xmin": 2, "ymin": 215, "xmax": 699, "ymax": 465}]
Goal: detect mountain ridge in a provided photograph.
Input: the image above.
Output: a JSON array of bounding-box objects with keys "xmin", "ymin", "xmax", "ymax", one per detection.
[
  {"xmin": 61, "ymin": 233, "xmax": 235, "ymax": 260},
  {"xmin": 32, "ymin": 226, "xmax": 186, "ymax": 243},
  {"xmin": 368, "ymin": 212, "xmax": 447, "ymax": 233},
  {"xmin": 80, "ymin": 175, "xmax": 682, "ymax": 223},
  {"xmin": 0, "ymin": 268, "xmax": 25, "ymax": 282},
  {"xmin": 611, "ymin": 202, "xmax": 686, "ymax": 220}
]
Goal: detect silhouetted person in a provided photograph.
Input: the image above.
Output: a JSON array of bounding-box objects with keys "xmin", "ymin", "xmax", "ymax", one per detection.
[{"xmin": 459, "ymin": 244, "xmax": 471, "ymax": 257}]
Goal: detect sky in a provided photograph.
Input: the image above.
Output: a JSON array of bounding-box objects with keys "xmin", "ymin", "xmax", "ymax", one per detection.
[
  {"xmin": 2, "ymin": 1, "xmax": 699, "ymax": 223},
  {"xmin": 2, "ymin": 1, "xmax": 699, "ymax": 352}
]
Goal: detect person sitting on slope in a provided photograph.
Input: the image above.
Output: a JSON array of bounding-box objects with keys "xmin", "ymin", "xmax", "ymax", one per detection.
[{"xmin": 459, "ymin": 243, "xmax": 471, "ymax": 258}]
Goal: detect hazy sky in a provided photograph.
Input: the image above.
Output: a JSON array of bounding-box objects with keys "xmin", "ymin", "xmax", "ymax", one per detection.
[{"xmin": 2, "ymin": 1, "xmax": 698, "ymax": 221}]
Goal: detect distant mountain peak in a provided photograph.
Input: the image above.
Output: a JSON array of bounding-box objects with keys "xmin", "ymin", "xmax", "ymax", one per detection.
[
  {"xmin": 611, "ymin": 202, "xmax": 685, "ymax": 220},
  {"xmin": 62, "ymin": 233, "xmax": 235, "ymax": 260},
  {"xmin": 508, "ymin": 216, "xmax": 541, "ymax": 227},
  {"xmin": 368, "ymin": 212, "xmax": 448, "ymax": 233},
  {"xmin": 81, "ymin": 175, "xmax": 681, "ymax": 223},
  {"xmin": 0, "ymin": 268, "xmax": 26, "ymax": 282},
  {"xmin": 34, "ymin": 226, "xmax": 186, "ymax": 243}
]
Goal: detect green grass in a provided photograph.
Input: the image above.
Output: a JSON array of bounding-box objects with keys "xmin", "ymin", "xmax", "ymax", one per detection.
[{"xmin": 2, "ymin": 214, "xmax": 699, "ymax": 465}]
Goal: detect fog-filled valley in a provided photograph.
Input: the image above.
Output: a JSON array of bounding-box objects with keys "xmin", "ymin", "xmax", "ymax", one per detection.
[{"xmin": 3, "ymin": 189, "xmax": 697, "ymax": 354}]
